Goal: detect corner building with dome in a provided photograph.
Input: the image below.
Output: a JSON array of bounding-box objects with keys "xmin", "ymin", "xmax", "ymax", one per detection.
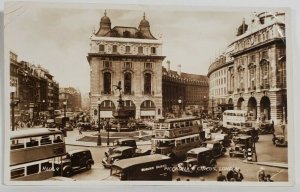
[
  {"xmin": 87, "ymin": 11, "xmax": 165, "ymax": 121},
  {"xmin": 207, "ymin": 12, "xmax": 287, "ymax": 125}
]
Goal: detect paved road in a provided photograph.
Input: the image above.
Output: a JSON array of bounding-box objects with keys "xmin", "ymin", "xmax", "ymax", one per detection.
[{"xmin": 66, "ymin": 133, "xmax": 288, "ymax": 181}]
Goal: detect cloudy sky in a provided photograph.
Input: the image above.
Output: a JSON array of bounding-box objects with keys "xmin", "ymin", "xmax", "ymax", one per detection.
[{"xmin": 5, "ymin": 2, "xmax": 268, "ymax": 94}]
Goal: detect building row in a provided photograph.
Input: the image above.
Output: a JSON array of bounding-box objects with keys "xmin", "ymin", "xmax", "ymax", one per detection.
[
  {"xmin": 87, "ymin": 11, "xmax": 209, "ymax": 121},
  {"xmin": 59, "ymin": 87, "xmax": 82, "ymax": 112},
  {"xmin": 207, "ymin": 12, "xmax": 287, "ymax": 124},
  {"xmin": 162, "ymin": 62, "xmax": 209, "ymax": 117},
  {"xmin": 10, "ymin": 51, "xmax": 59, "ymax": 122}
]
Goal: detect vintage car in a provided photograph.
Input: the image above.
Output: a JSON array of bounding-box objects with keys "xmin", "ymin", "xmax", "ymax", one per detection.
[
  {"xmin": 221, "ymin": 127, "xmax": 239, "ymax": 139},
  {"xmin": 233, "ymin": 128, "xmax": 259, "ymax": 143},
  {"xmin": 259, "ymin": 122, "xmax": 274, "ymax": 134},
  {"xmin": 102, "ymin": 146, "xmax": 151, "ymax": 168},
  {"xmin": 201, "ymin": 140, "xmax": 226, "ymax": 158},
  {"xmin": 54, "ymin": 149, "xmax": 94, "ymax": 177},
  {"xmin": 130, "ymin": 122, "xmax": 152, "ymax": 130},
  {"xmin": 272, "ymin": 134, "xmax": 288, "ymax": 147},
  {"xmin": 177, "ymin": 147, "xmax": 216, "ymax": 176},
  {"xmin": 229, "ymin": 135, "xmax": 253, "ymax": 158},
  {"xmin": 105, "ymin": 138, "xmax": 138, "ymax": 156},
  {"xmin": 214, "ymin": 134, "xmax": 231, "ymax": 147},
  {"xmin": 45, "ymin": 119, "xmax": 56, "ymax": 128}
]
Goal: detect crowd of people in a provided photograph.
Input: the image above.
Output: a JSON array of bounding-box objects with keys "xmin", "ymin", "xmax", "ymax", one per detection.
[{"xmin": 216, "ymin": 167, "xmax": 274, "ymax": 182}]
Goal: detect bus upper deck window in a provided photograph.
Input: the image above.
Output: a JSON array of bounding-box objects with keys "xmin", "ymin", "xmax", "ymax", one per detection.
[
  {"xmin": 54, "ymin": 135, "xmax": 63, "ymax": 143},
  {"xmin": 11, "ymin": 139, "xmax": 25, "ymax": 150},
  {"xmin": 170, "ymin": 123, "xmax": 174, "ymax": 129},
  {"xmin": 40, "ymin": 136, "xmax": 52, "ymax": 145},
  {"xmin": 11, "ymin": 167, "xmax": 25, "ymax": 179},
  {"xmin": 26, "ymin": 138, "xmax": 39, "ymax": 147},
  {"xmin": 185, "ymin": 122, "xmax": 189, "ymax": 127}
]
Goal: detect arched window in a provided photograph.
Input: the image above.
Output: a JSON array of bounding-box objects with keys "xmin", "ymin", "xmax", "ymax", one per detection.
[
  {"xmin": 144, "ymin": 73, "xmax": 152, "ymax": 95},
  {"xmin": 103, "ymin": 72, "xmax": 111, "ymax": 94},
  {"xmin": 124, "ymin": 72, "xmax": 132, "ymax": 94}
]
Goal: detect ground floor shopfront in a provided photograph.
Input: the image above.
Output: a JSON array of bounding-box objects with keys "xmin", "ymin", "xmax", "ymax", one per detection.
[
  {"xmin": 89, "ymin": 95, "xmax": 163, "ymax": 121},
  {"xmin": 224, "ymin": 89, "xmax": 287, "ymax": 125}
]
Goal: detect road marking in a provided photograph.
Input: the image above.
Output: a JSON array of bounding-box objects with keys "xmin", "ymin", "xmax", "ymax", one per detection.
[{"xmin": 271, "ymin": 169, "xmax": 284, "ymax": 179}]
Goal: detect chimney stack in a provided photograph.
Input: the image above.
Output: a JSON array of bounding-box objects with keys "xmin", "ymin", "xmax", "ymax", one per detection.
[
  {"xmin": 242, "ymin": 18, "xmax": 246, "ymax": 33},
  {"xmin": 178, "ymin": 64, "xmax": 181, "ymax": 76},
  {"xmin": 166, "ymin": 60, "xmax": 170, "ymax": 72}
]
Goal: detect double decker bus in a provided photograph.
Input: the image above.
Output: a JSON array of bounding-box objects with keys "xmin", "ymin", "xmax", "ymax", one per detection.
[
  {"xmin": 222, "ymin": 110, "xmax": 253, "ymax": 129},
  {"xmin": 151, "ymin": 117, "xmax": 203, "ymax": 159},
  {"xmin": 10, "ymin": 128, "xmax": 66, "ymax": 181}
]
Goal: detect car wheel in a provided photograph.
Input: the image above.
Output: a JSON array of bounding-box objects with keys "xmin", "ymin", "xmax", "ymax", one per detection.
[
  {"xmin": 63, "ymin": 167, "xmax": 73, "ymax": 177},
  {"xmin": 86, "ymin": 162, "xmax": 92, "ymax": 170}
]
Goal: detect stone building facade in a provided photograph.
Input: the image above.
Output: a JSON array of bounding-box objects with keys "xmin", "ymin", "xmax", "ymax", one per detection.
[
  {"xmin": 162, "ymin": 62, "xmax": 209, "ymax": 117},
  {"xmin": 88, "ymin": 12, "xmax": 165, "ymax": 121},
  {"xmin": 59, "ymin": 87, "xmax": 82, "ymax": 111},
  {"xmin": 207, "ymin": 12, "xmax": 287, "ymax": 124},
  {"xmin": 9, "ymin": 51, "xmax": 59, "ymax": 122}
]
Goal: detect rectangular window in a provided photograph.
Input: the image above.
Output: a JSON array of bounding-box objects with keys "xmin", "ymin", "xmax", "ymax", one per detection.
[
  {"xmin": 144, "ymin": 63, "xmax": 152, "ymax": 69},
  {"xmin": 124, "ymin": 62, "xmax": 132, "ymax": 69},
  {"xmin": 250, "ymin": 55, "xmax": 255, "ymax": 63},
  {"xmin": 112, "ymin": 45, "xmax": 117, "ymax": 53},
  {"xmin": 138, "ymin": 46, "xmax": 143, "ymax": 54},
  {"xmin": 41, "ymin": 162, "xmax": 53, "ymax": 172},
  {"xmin": 27, "ymin": 164, "xmax": 39, "ymax": 175},
  {"xmin": 151, "ymin": 47, "xmax": 156, "ymax": 54},
  {"xmin": 99, "ymin": 44, "xmax": 105, "ymax": 52},
  {"xmin": 125, "ymin": 46, "xmax": 130, "ymax": 53},
  {"xmin": 11, "ymin": 167, "xmax": 25, "ymax": 179},
  {"xmin": 103, "ymin": 61, "xmax": 112, "ymax": 68}
]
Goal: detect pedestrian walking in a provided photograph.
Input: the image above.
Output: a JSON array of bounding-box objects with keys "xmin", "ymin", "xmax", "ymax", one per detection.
[
  {"xmin": 226, "ymin": 167, "xmax": 237, "ymax": 181},
  {"xmin": 78, "ymin": 126, "xmax": 82, "ymax": 135},
  {"xmin": 217, "ymin": 171, "xmax": 227, "ymax": 181},
  {"xmin": 257, "ymin": 167, "xmax": 266, "ymax": 182}
]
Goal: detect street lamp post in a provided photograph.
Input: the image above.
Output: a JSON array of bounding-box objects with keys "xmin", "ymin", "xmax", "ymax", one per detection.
[
  {"xmin": 97, "ymin": 100, "xmax": 102, "ymax": 146},
  {"xmin": 107, "ymin": 120, "xmax": 110, "ymax": 146},
  {"xmin": 62, "ymin": 101, "xmax": 67, "ymax": 136},
  {"xmin": 178, "ymin": 98, "xmax": 182, "ymax": 118}
]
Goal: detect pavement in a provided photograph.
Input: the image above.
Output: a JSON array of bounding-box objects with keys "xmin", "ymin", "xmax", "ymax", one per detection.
[{"xmin": 64, "ymin": 128, "xmax": 152, "ymax": 147}]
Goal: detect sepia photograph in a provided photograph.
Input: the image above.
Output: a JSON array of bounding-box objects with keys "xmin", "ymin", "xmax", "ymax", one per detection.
[{"xmin": 3, "ymin": 1, "xmax": 292, "ymax": 185}]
